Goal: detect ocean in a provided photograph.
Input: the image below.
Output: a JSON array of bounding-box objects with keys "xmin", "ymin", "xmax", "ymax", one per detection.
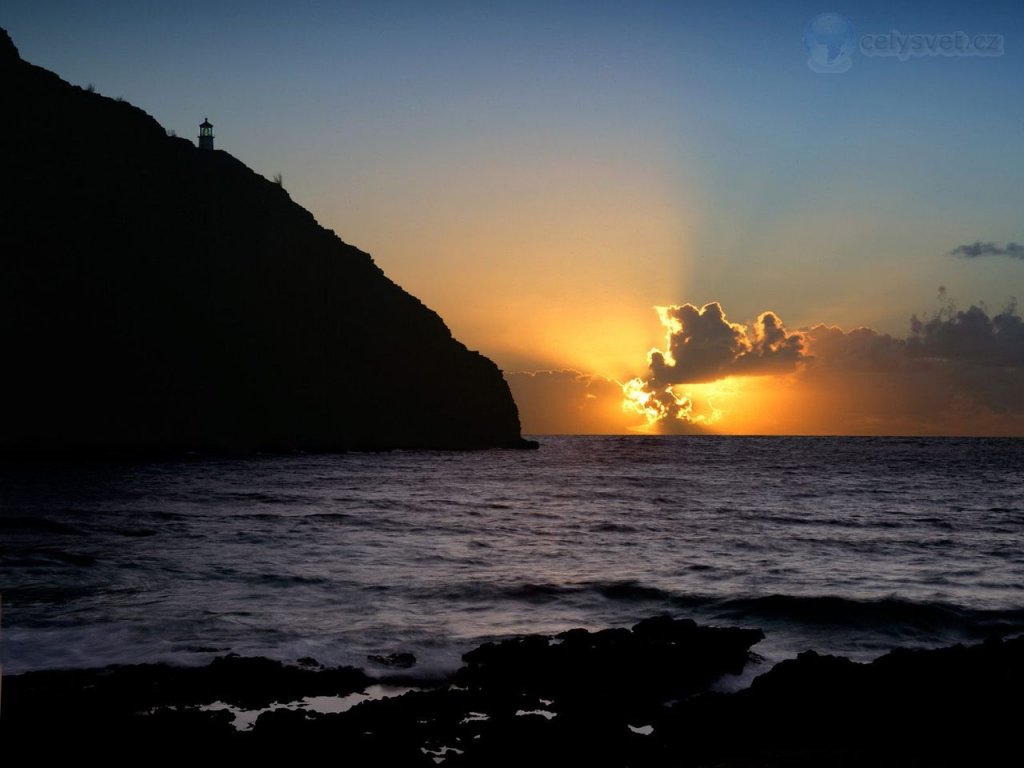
[{"xmin": 2, "ymin": 436, "xmax": 1023, "ymax": 680}]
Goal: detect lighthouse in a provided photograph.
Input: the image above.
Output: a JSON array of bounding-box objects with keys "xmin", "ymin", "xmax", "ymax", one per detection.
[{"xmin": 198, "ymin": 118, "xmax": 214, "ymax": 150}]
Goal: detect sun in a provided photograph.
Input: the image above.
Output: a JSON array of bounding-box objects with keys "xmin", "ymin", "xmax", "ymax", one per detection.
[{"xmin": 621, "ymin": 377, "xmax": 687, "ymax": 429}]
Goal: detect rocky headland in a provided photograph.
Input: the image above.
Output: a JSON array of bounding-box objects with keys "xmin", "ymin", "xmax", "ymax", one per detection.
[{"xmin": 1, "ymin": 27, "xmax": 532, "ymax": 454}]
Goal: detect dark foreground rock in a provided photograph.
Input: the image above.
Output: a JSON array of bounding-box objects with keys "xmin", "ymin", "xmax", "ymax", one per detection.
[
  {"xmin": 0, "ymin": 26, "xmax": 531, "ymax": 454},
  {"xmin": 2, "ymin": 617, "xmax": 1021, "ymax": 765},
  {"xmin": 661, "ymin": 636, "xmax": 1024, "ymax": 767},
  {"xmin": 0, "ymin": 654, "xmax": 370, "ymax": 752}
]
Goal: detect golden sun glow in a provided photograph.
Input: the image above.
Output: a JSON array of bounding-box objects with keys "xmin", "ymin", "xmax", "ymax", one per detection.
[
  {"xmin": 621, "ymin": 377, "xmax": 679, "ymax": 428},
  {"xmin": 621, "ymin": 377, "xmax": 742, "ymax": 432},
  {"xmin": 510, "ymin": 297, "xmax": 1024, "ymax": 438}
]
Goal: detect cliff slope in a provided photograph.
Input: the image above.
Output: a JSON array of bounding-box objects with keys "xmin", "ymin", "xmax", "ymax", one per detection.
[{"xmin": 0, "ymin": 28, "xmax": 529, "ymax": 452}]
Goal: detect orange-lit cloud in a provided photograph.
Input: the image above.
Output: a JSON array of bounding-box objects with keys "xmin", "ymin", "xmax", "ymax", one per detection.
[
  {"xmin": 509, "ymin": 298, "xmax": 1024, "ymax": 436},
  {"xmin": 622, "ymin": 302, "xmax": 808, "ymax": 432},
  {"xmin": 647, "ymin": 302, "xmax": 808, "ymax": 385}
]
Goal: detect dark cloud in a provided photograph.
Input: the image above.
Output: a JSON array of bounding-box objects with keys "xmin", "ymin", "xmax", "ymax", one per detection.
[
  {"xmin": 804, "ymin": 303, "xmax": 1024, "ymax": 371},
  {"xmin": 908, "ymin": 303, "xmax": 1024, "ymax": 366},
  {"xmin": 649, "ymin": 302, "xmax": 808, "ymax": 385},
  {"xmin": 948, "ymin": 241, "xmax": 1024, "ymax": 260},
  {"xmin": 798, "ymin": 303, "xmax": 1024, "ymax": 432},
  {"xmin": 802, "ymin": 324, "xmax": 906, "ymax": 369}
]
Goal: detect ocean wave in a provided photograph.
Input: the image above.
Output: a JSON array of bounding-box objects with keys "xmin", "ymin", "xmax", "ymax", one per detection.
[
  {"xmin": 4, "ymin": 436, "xmax": 1022, "ymax": 675},
  {"xmin": 595, "ymin": 581, "xmax": 686, "ymax": 603},
  {"xmin": 430, "ymin": 578, "xmax": 1024, "ymax": 641},
  {"xmin": 425, "ymin": 580, "xmax": 702, "ymax": 608},
  {"xmin": 711, "ymin": 594, "xmax": 1024, "ymax": 636}
]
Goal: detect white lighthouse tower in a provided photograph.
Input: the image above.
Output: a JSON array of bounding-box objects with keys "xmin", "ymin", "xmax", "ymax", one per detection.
[{"xmin": 198, "ymin": 118, "xmax": 214, "ymax": 150}]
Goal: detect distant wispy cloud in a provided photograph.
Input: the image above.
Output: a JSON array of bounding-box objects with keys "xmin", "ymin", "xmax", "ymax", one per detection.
[{"xmin": 949, "ymin": 241, "xmax": 1024, "ymax": 260}]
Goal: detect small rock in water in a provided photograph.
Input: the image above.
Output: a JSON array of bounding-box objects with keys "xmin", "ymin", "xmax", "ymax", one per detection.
[{"xmin": 367, "ymin": 652, "xmax": 417, "ymax": 669}]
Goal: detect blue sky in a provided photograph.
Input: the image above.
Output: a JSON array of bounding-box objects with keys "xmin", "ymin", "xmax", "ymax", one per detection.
[{"xmin": 5, "ymin": 1, "xmax": 1023, "ymax": 376}]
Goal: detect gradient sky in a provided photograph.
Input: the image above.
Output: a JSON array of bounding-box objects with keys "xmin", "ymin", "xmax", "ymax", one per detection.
[{"xmin": 5, "ymin": 1, "xmax": 1023, "ymax": 434}]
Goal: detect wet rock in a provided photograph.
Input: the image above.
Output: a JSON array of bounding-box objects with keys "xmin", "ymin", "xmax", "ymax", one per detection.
[
  {"xmin": 0, "ymin": 655, "xmax": 370, "ymax": 734},
  {"xmin": 661, "ymin": 634, "xmax": 1024, "ymax": 767},
  {"xmin": 457, "ymin": 614, "xmax": 764, "ymax": 706},
  {"xmin": 368, "ymin": 652, "xmax": 417, "ymax": 669},
  {"xmin": 4, "ymin": 619, "xmax": 1019, "ymax": 765}
]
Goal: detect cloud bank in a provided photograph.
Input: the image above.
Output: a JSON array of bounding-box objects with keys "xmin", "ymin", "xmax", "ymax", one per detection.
[
  {"xmin": 908, "ymin": 303, "xmax": 1024, "ymax": 366},
  {"xmin": 792, "ymin": 302, "xmax": 1024, "ymax": 434},
  {"xmin": 505, "ymin": 370, "xmax": 645, "ymax": 435},
  {"xmin": 509, "ymin": 299, "xmax": 1024, "ymax": 436}
]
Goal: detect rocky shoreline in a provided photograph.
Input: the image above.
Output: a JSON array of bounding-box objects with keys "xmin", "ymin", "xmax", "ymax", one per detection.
[{"xmin": 3, "ymin": 615, "xmax": 1019, "ymax": 764}]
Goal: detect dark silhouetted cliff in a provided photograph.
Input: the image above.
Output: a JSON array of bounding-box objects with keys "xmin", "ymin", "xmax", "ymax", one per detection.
[{"xmin": 0, "ymin": 28, "xmax": 530, "ymax": 453}]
